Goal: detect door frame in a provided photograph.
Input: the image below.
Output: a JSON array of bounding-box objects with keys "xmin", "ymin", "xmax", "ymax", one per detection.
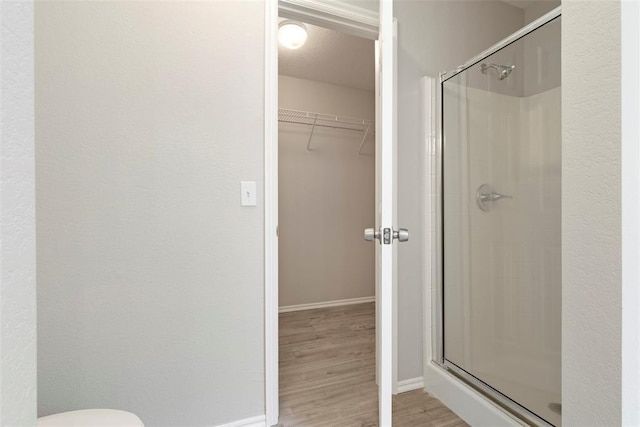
[{"xmin": 263, "ymin": 2, "xmax": 381, "ymax": 425}]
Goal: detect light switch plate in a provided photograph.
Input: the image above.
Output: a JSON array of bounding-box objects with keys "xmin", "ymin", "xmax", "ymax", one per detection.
[{"xmin": 241, "ymin": 181, "xmax": 257, "ymax": 206}]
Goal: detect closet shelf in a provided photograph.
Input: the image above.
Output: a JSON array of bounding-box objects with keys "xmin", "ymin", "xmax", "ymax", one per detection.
[{"xmin": 278, "ymin": 108, "xmax": 374, "ymax": 154}]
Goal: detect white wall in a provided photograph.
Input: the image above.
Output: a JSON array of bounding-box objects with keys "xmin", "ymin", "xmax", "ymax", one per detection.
[
  {"xmin": 279, "ymin": 76, "xmax": 375, "ymax": 307},
  {"xmin": 35, "ymin": 2, "xmax": 265, "ymax": 426},
  {"xmin": 562, "ymin": 1, "xmax": 622, "ymax": 425},
  {"xmin": 0, "ymin": 1, "xmax": 37, "ymax": 425},
  {"xmin": 395, "ymin": 0, "xmax": 524, "ymax": 382}
]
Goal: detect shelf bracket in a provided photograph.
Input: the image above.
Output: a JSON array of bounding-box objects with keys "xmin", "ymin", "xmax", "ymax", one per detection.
[
  {"xmin": 306, "ymin": 115, "xmax": 318, "ymax": 151},
  {"xmin": 357, "ymin": 122, "xmax": 371, "ymax": 155}
]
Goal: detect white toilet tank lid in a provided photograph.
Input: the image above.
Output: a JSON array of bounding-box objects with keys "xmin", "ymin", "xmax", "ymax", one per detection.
[{"xmin": 37, "ymin": 409, "xmax": 144, "ymax": 427}]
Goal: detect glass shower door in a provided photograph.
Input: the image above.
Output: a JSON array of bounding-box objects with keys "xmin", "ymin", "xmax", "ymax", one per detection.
[{"xmin": 442, "ymin": 16, "xmax": 561, "ymax": 426}]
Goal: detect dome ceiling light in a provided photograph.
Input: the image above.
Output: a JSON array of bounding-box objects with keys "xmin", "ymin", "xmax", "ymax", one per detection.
[{"xmin": 278, "ymin": 21, "xmax": 308, "ymax": 50}]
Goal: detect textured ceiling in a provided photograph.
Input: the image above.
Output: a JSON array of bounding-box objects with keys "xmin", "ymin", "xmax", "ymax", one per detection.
[{"xmin": 278, "ymin": 20, "xmax": 375, "ymax": 92}]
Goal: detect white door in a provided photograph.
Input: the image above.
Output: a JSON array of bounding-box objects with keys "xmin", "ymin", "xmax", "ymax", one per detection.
[{"xmin": 367, "ymin": 2, "xmax": 399, "ymax": 425}]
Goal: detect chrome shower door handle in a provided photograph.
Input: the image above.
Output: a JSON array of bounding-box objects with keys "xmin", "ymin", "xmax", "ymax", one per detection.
[{"xmin": 476, "ymin": 184, "xmax": 512, "ymax": 212}]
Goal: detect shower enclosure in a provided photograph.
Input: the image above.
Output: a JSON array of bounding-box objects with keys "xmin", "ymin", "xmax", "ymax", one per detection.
[{"xmin": 437, "ymin": 9, "xmax": 561, "ymax": 426}]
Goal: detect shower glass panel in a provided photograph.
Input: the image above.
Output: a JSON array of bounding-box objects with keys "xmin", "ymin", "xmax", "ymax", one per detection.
[{"xmin": 442, "ymin": 16, "xmax": 561, "ymax": 426}]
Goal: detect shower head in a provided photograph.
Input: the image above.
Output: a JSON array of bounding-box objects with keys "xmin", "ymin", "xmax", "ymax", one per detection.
[{"xmin": 480, "ymin": 63, "xmax": 515, "ymax": 80}]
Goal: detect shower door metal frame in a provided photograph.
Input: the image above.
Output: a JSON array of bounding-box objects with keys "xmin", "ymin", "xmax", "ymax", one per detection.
[{"xmin": 433, "ymin": 6, "xmax": 561, "ymax": 427}]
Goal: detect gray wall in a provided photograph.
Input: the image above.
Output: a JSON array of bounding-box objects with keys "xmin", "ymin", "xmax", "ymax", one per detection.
[
  {"xmin": 395, "ymin": 0, "xmax": 524, "ymax": 381},
  {"xmin": 0, "ymin": 1, "xmax": 37, "ymax": 425},
  {"xmin": 562, "ymin": 0, "xmax": 622, "ymax": 425},
  {"xmin": 35, "ymin": 2, "xmax": 265, "ymax": 426},
  {"xmin": 279, "ymin": 76, "xmax": 375, "ymax": 307}
]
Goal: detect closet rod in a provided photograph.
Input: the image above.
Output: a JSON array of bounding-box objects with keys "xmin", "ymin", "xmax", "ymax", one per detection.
[{"xmin": 278, "ymin": 119, "xmax": 369, "ymax": 132}]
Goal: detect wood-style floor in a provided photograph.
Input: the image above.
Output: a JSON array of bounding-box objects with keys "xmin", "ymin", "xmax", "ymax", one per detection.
[{"xmin": 279, "ymin": 303, "xmax": 468, "ymax": 426}]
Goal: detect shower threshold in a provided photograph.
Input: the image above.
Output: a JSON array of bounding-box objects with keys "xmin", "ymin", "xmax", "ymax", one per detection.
[{"xmin": 441, "ymin": 360, "xmax": 557, "ymax": 427}]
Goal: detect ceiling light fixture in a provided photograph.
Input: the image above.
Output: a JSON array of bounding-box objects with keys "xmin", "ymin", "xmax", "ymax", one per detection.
[{"xmin": 278, "ymin": 21, "xmax": 308, "ymax": 50}]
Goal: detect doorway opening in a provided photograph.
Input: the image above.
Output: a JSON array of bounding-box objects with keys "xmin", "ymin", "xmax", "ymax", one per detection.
[
  {"xmin": 269, "ymin": 5, "xmax": 467, "ymax": 426},
  {"xmin": 276, "ymin": 17, "xmax": 379, "ymax": 426}
]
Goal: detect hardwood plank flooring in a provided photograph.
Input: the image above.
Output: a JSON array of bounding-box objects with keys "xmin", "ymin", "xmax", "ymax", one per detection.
[{"xmin": 279, "ymin": 303, "xmax": 468, "ymax": 426}]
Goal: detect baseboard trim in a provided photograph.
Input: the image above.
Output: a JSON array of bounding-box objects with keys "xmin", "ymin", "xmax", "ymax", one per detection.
[
  {"xmin": 279, "ymin": 296, "xmax": 375, "ymax": 313},
  {"xmin": 214, "ymin": 415, "xmax": 266, "ymax": 427},
  {"xmin": 397, "ymin": 376, "xmax": 425, "ymax": 393}
]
